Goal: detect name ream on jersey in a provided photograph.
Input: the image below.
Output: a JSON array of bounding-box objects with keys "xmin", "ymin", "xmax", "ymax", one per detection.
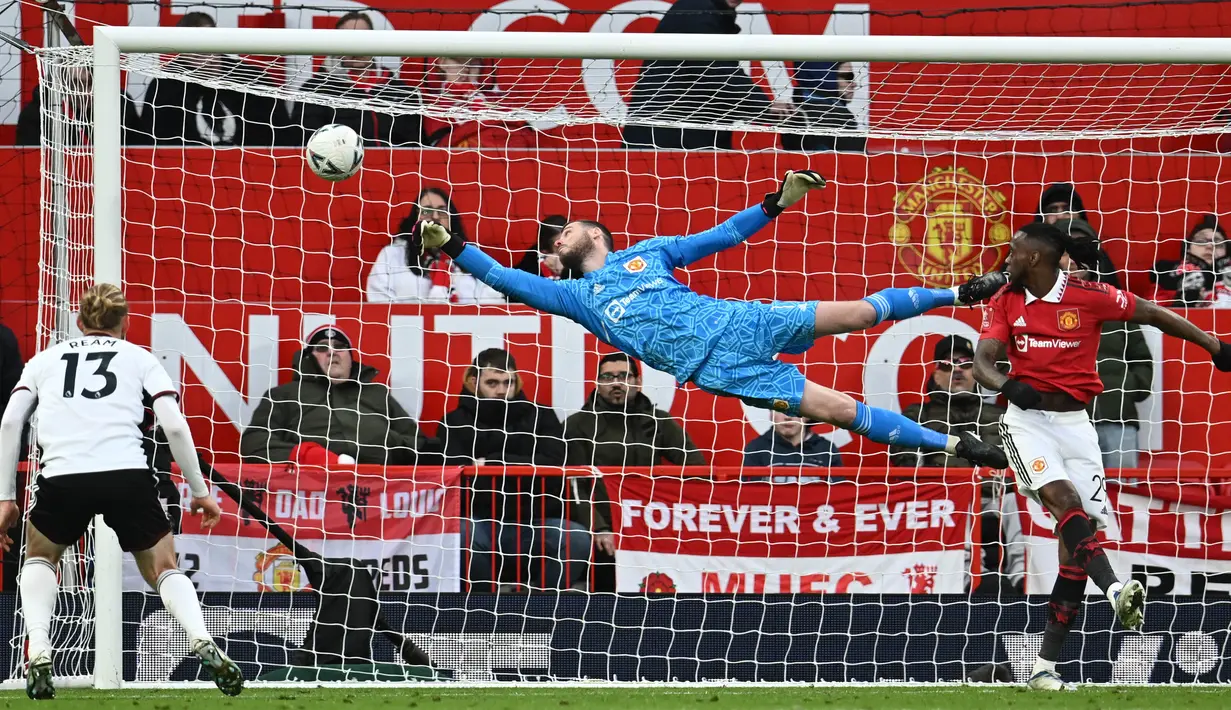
[
  {"xmin": 1014, "ymin": 334, "xmax": 1081, "ymax": 352},
  {"xmin": 68, "ymin": 337, "xmax": 119, "ymax": 349},
  {"xmin": 604, "ymin": 277, "xmax": 665, "ymax": 324}
]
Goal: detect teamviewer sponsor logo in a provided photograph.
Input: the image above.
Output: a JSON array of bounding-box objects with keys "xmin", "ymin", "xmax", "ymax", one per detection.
[
  {"xmin": 1014, "ymin": 335, "xmax": 1080, "ymax": 353},
  {"xmin": 603, "ymin": 277, "xmax": 665, "ymax": 324}
]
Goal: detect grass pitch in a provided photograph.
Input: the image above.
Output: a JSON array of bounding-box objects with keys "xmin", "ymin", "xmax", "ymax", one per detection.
[{"xmin": 1, "ymin": 686, "xmax": 1228, "ymax": 710}]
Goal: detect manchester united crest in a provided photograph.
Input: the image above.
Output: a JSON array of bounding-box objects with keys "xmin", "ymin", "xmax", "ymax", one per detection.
[
  {"xmin": 889, "ymin": 166, "xmax": 1012, "ymax": 287},
  {"xmin": 1057, "ymin": 309, "xmax": 1080, "ymax": 331},
  {"xmin": 253, "ymin": 543, "xmax": 306, "ymax": 592}
]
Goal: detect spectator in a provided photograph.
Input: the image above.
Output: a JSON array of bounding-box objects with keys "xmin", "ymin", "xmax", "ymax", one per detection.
[
  {"xmin": 0, "ymin": 322, "xmax": 22, "ymax": 420},
  {"xmin": 1030, "ymin": 182, "xmax": 1121, "ymax": 282},
  {"xmin": 780, "ymin": 61, "xmax": 865, "ymax": 153},
  {"xmin": 1053, "ymin": 219, "xmax": 1154, "ymax": 470},
  {"xmin": 742, "ymin": 411, "xmax": 842, "ymax": 483},
  {"xmin": 367, "ymin": 187, "xmax": 504, "ymax": 304},
  {"xmin": 420, "ymin": 57, "xmax": 538, "ymax": 148},
  {"xmin": 241, "ymin": 325, "xmax": 440, "ymax": 465},
  {"xmin": 296, "ymin": 12, "xmax": 426, "ymax": 147},
  {"xmin": 137, "ymin": 13, "xmax": 298, "ymax": 147},
  {"xmin": 516, "ymin": 215, "xmax": 572, "ymax": 279},
  {"xmin": 623, "ymin": 0, "xmax": 788, "ymax": 150},
  {"xmin": 16, "ymin": 68, "xmax": 143, "ymax": 146},
  {"xmin": 890, "ymin": 335, "xmax": 1005, "ymax": 468},
  {"xmin": 565, "ymin": 353, "xmax": 704, "ymax": 468},
  {"xmin": 890, "ymin": 335, "xmax": 1021, "ymax": 594},
  {"xmin": 1151, "ymin": 214, "xmax": 1231, "ymax": 308},
  {"xmin": 438, "ymin": 349, "xmax": 587, "ymax": 591}
]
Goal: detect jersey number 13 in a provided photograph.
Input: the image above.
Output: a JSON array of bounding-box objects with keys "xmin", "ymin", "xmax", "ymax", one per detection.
[{"xmin": 61, "ymin": 352, "xmax": 118, "ymax": 399}]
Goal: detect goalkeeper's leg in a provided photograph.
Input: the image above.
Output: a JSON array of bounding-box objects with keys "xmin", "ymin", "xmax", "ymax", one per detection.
[
  {"xmin": 813, "ymin": 272, "xmax": 1008, "ymax": 336},
  {"xmin": 798, "ymin": 381, "xmax": 1007, "ymax": 468},
  {"xmin": 133, "ymin": 533, "xmax": 244, "ymax": 696}
]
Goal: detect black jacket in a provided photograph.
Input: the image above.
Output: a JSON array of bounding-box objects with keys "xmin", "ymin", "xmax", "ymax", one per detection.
[
  {"xmin": 564, "ymin": 390, "xmax": 703, "ymax": 467},
  {"xmin": 138, "ymin": 60, "xmax": 301, "ymax": 147},
  {"xmin": 0, "ymin": 324, "xmax": 23, "ymax": 424},
  {"xmin": 623, "ymin": 0, "xmax": 771, "ymax": 150},
  {"xmin": 438, "ymin": 391, "xmax": 575, "ymax": 525},
  {"xmin": 241, "ymin": 349, "xmax": 440, "ymax": 465},
  {"xmin": 16, "ymin": 85, "xmax": 144, "ymax": 146},
  {"xmin": 296, "ymin": 71, "xmax": 426, "ymax": 147}
]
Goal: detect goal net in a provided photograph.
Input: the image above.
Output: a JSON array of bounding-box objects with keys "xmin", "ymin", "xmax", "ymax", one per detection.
[{"xmin": 23, "ymin": 25, "xmax": 1231, "ymax": 686}]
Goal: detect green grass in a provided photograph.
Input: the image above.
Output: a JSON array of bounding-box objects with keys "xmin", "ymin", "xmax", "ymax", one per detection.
[{"xmin": 1, "ymin": 687, "xmax": 1228, "ymax": 710}]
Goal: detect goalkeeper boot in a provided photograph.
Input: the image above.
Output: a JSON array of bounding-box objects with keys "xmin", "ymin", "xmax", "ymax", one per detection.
[
  {"xmin": 192, "ymin": 639, "xmax": 244, "ymax": 696},
  {"xmin": 1112, "ymin": 579, "xmax": 1146, "ymax": 631},
  {"xmin": 954, "ymin": 432, "xmax": 1009, "ymax": 469},
  {"xmin": 957, "ymin": 270, "xmax": 1009, "ymax": 305},
  {"xmin": 1026, "ymin": 669, "xmax": 1073, "ymax": 691},
  {"xmin": 25, "ymin": 653, "xmax": 54, "ymax": 700}
]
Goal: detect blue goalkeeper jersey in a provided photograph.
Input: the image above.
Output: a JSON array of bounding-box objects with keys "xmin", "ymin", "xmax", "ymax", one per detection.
[{"xmin": 453, "ymin": 205, "xmax": 772, "ymax": 383}]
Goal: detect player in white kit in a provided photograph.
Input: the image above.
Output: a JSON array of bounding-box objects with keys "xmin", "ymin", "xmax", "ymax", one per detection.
[{"xmin": 0, "ymin": 284, "xmax": 244, "ymax": 699}]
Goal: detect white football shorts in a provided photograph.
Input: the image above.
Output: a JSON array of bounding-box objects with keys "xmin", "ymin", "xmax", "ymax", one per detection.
[{"xmin": 998, "ymin": 404, "xmax": 1111, "ymax": 530}]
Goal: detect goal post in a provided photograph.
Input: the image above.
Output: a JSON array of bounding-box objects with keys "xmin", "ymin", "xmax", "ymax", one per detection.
[{"xmin": 26, "ymin": 24, "xmax": 1231, "ymax": 687}]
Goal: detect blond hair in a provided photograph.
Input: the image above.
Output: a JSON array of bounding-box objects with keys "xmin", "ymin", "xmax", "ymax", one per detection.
[{"xmin": 79, "ymin": 283, "xmax": 129, "ymax": 333}]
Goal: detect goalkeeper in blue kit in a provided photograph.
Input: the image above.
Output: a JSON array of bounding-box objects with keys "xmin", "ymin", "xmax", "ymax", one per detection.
[{"xmin": 422, "ymin": 171, "xmax": 1009, "ymax": 466}]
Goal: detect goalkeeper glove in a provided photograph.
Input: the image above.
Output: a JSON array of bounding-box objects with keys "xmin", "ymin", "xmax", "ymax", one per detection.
[
  {"xmin": 418, "ymin": 220, "xmax": 465, "ymax": 259},
  {"xmin": 1213, "ymin": 342, "xmax": 1231, "ymax": 372},
  {"xmin": 1000, "ymin": 378, "xmax": 1043, "ymax": 410},
  {"xmin": 762, "ymin": 169, "xmax": 826, "ymax": 218}
]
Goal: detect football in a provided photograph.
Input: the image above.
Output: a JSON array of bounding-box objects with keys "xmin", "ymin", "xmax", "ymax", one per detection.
[{"xmin": 305, "ymin": 123, "xmax": 364, "ymax": 181}]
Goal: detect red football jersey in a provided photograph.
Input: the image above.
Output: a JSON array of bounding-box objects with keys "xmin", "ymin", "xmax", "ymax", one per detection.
[{"xmin": 980, "ymin": 272, "xmax": 1137, "ymax": 403}]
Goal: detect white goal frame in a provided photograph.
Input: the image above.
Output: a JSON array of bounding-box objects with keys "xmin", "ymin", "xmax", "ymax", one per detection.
[{"xmin": 75, "ymin": 27, "xmax": 1231, "ymax": 689}]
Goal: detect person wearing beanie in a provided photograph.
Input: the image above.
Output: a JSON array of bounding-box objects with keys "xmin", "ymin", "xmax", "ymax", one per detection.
[
  {"xmin": 241, "ymin": 324, "xmax": 442, "ymax": 466},
  {"xmin": 1151, "ymin": 214, "xmax": 1231, "ymax": 307}
]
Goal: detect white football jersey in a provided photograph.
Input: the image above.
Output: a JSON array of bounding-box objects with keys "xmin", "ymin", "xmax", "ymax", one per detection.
[{"xmin": 14, "ymin": 336, "xmax": 175, "ymax": 477}]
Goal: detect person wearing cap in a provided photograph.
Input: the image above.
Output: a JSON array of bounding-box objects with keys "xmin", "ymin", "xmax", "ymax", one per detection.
[
  {"xmin": 892, "ymin": 335, "xmax": 1021, "ymax": 594},
  {"xmin": 1053, "ymin": 218, "xmax": 1154, "ymax": 471},
  {"xmin": 891, "ymin": 335, "xmax": 1006, "ymax": 469},
  {"xmin": 1151, "ymin": 214, "xmax": 1231, "ymax": 308},
  {"xmin": 240, "ymin": 325, "xmax": 441, "ymax": 466}
]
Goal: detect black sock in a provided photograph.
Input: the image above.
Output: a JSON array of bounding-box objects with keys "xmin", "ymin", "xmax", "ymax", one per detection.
[
  {"xmin": 1057, "ymin": 509, "xmax": 1118, "ymax": 593},
  {"xmin": 1039, "ymin": 565, "xmax": 1086, "ymax": 662}
]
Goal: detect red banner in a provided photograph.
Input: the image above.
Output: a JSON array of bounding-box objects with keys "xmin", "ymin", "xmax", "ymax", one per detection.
[
  {"xmin": 174, "ymin": 464, "xmax": 461, "ymax": 538},
  {"xmin": 127, "ymin": 464, "xmax": 463, "ymax": 592},
  {"xmin": 1019, "ymin": 483, "xmax": 1231, "ymax": 595},
  {"xmin": 607, "ymin": 474, "xmax": 976, "ymax": 593}
]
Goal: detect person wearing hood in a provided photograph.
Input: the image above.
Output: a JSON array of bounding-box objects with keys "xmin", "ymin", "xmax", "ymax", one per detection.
[
  {"xmin": 240, "ymin": 325, "xmax": 440, "ymax": 466},
  {"xmin": 780, "ymin": 61, "xmax": 866, "ymax": 153},
  {"xmin": 1032, "ymin": 183, "xmax": 1122, "ymax": 285},
  {"xmin": 438, "ymin": 349, "xmax": 588, "ymax": 591},
  {"xmin": 622, "ymin": 0, "xmax": 789, "ymax": 150},
  {"xmin": 1053, "ymin": 218, "xmax": 1154, "ymax": 470},
  {"xmin": 1151, "ymin": 214, "xmax": 1231, "ymax": 308}
]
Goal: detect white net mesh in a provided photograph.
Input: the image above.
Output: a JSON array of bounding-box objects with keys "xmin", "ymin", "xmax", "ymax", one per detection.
[{"xmin": 23, "ymin": 31, "xmax": 1231, "ymax": 685}]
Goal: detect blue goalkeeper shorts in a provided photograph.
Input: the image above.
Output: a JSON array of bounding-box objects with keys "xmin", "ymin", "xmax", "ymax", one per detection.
[{"xmin": 691, "ymin": 301, "xmax": 818, "ymax": 416}]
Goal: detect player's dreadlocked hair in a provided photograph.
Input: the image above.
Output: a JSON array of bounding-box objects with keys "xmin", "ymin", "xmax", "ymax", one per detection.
[{"xmin": 1020, "ymin": 221, "xmax": 1102, "ymax": 271}]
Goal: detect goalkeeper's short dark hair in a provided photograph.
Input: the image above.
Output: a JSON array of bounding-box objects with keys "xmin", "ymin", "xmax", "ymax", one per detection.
[
  {"xmin": 599, "ymin": 352, "xmax": 640, "ymax": 378},
  {"xmin": 466, "ymin": 348, "xmax": 517, "ymax": 379},
  {"xmin": 576, "ymin": 220, "xmax": 613, "ymax": 251}
]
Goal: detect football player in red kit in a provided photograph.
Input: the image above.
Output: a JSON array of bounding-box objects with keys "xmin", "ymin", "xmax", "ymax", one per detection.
[{"xmin": 974, "ymin": 222, "xmax": 1231, "ymax": 691}]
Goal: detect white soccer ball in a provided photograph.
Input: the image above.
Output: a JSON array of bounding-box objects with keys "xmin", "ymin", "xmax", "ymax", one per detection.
[{"xmin": 306, "ymin": 123, "xmax": 364, "ymax": 182}]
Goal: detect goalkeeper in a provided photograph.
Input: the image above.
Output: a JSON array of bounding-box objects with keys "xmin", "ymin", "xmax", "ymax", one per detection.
[{"xmin": 422, "ymin": 170, "xmax": 1009, "ymax": 466}]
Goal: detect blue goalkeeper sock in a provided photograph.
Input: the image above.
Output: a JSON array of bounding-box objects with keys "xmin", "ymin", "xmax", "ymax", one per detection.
[
  {"xmin": 863, "ymin": 287, "xmax": 958, "ymax": 326},
  {"xmin": 850, "ymin": 401, "xmax": 952, "ymax": 451}
]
